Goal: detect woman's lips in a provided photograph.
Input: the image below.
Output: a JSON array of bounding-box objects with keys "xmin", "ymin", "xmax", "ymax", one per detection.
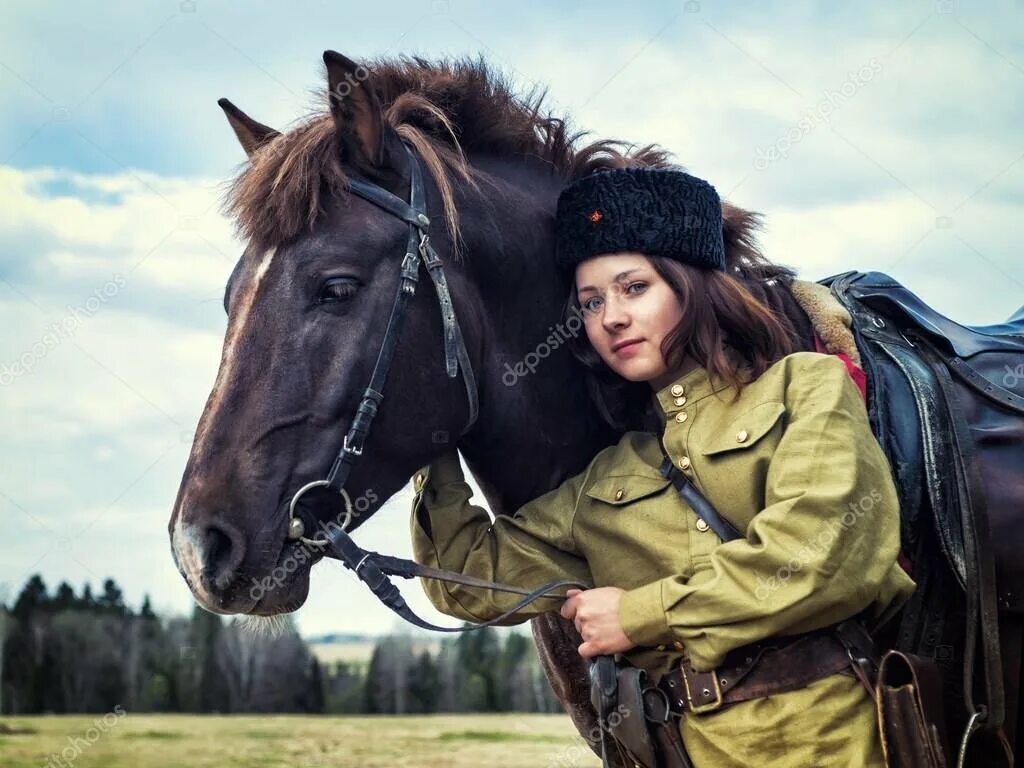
[{"xmin": 614, "ymin": 340, "xmax": 644, "ymax": 356}]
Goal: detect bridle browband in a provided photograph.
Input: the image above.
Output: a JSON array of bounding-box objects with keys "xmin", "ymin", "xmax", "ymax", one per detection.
[{"xmin": 283, "ymin": 140, "xmax": 587, "ymax": 632}]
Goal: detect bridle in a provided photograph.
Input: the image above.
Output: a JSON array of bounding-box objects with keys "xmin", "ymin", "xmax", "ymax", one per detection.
[
  {"xmin": 282, "ymin": 140, "xmax": 588, "ymax": 632},
  {"xmin": 285, "ymin": 138, "xmax": 478, "ymax": 546}
]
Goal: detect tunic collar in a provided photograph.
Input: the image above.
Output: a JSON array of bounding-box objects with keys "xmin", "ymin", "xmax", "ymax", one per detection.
[{"xmin": 650, "ymin": 348, "xmax": 752, "ymax": 418}]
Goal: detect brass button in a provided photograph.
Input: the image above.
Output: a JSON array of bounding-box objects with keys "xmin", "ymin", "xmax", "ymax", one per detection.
[
  {"xmin": 736, "ymin": 429, "xmax": 749, "ymax": 443},
  {"xmin": 695, "ymin": 518, "xmax": 710, "ymax": 532},
  {"xmin": 414, "ymin": 472, "xmax": 425, "ymax": 491},
  {"xmin": 674, "ymin": 396, "xmax": 687, "ymax": 406},
  {"xmin": 614, "ymin": 488, "xmax": 624, "ymax": 501},
  {"xmin": 678, "ymin": 456, "xmax": 691, "ymax": 470},
  {"xmin": 675, "ymin": 411, "xmax": 687, "ymax": 423},
  {"xmin": 656, "ymin": 644, "xmax": 667, "ymax": 651},
  {"xmin": 670, "ymin": 384, "xmax": 684, "ymax": 396},
  {"xmin": 673, "ymin": 640, "xmax": 685, "ymax": 651}
]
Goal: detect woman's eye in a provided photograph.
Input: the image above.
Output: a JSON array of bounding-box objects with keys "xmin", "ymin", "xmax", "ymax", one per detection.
[
  {"xmin": 582, "ymin": 296, "xmax": 603, "ymax": 313},
  {"xmin": 626, "ymin": 281, "xmax": 647, "ymax": 294},
  {"xmin": 318, "ymin": 277, "xmax": 360, "ymax": 304}
]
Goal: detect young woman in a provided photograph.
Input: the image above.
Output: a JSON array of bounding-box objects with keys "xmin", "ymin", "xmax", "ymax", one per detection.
[{"xmin": 409, "ymin": 167, "xmax": 917, "ymax": 767}]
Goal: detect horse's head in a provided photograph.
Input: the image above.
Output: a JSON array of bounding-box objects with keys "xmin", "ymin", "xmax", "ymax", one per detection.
[
  {"xmin": 170, "ymin": 52, "xmax": 499, "ymax": 615},
  {"xmin": 170, "ymin": 49, "xmax": 648, "ymax": 616}
]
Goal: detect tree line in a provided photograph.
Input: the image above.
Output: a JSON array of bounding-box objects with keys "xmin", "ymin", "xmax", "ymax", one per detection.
[{"xmin": 0, "ymin": 575, "xmax": 562, "ymax": 715}]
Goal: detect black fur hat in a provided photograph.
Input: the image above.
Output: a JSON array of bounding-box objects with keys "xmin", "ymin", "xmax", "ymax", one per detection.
[{"xmin": 554, "ymin": 167, "xmax": 726, "ymax": 276}]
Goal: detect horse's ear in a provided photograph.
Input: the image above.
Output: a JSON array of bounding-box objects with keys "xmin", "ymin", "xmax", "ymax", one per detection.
[
  {"xmin": 218, "ymin": 98, "xmax": 280, "ymax": 158},
  {"xmin": 323, "ymin": 50, "xmax": 386, "ymax": 168}
]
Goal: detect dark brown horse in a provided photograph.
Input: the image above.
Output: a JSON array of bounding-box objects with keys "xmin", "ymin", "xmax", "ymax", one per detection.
[{"xmin": 169, "ymin": 51, "xmax": 1023, "ymax": 765}]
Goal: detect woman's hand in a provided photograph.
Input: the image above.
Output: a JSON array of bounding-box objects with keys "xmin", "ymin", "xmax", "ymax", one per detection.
[{"xmin": 559, "ymin": 587, "xmax": 636, "ymax": 659}]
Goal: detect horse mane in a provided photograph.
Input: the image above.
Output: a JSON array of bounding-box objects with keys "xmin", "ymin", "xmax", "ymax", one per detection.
[
  {"xmin": 221, "ymin": 53, "xmax": 793, "ymax": 294},
  {"xmin": 222, "ymin": 54, "xmax": 662, "ymax": 252}
]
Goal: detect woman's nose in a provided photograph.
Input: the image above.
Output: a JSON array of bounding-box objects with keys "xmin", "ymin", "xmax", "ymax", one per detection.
[{"xmin": 602, "ymin": 294, "xmax": 630, "ymax": 330}]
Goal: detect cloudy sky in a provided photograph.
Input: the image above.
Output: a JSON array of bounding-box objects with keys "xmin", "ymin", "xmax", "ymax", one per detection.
[{"xmin": 2, "ymin": 0, "xmax": 1022, "ymax": 638}]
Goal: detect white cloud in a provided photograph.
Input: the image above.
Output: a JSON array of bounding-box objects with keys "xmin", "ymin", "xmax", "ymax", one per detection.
[{"xmin": 0, "ymin": 165, "xmax": 238, "ymax": 294}]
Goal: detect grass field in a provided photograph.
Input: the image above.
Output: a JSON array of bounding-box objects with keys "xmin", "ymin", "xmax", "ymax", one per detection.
[{"xmin": 0, "ymin": 713, "xmax": 603, "ymax": 767}]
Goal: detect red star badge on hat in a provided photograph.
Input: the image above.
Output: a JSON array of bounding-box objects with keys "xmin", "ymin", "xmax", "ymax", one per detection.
[{"xmin": 588, "ymin": 209, "xmax": 603, "ymax": 223}]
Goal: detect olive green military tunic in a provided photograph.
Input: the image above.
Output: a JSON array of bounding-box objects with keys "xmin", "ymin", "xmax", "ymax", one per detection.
[{"xmin": 410, "ymin": 350, "xmax": 917, "ymax": 767}]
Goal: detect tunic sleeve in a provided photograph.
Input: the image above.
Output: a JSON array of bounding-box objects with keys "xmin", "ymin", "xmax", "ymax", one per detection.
[
  {"xmin": 410, "ymin": 449, "xmax": 594, "ymax": 624},
  {"xmin": 617, "ymin": 354, "xmax": 914, "ymax": 670}
]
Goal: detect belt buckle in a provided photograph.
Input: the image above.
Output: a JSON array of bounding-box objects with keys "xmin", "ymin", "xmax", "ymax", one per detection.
[{"xmin": 681, "ymin": 664, "xmax": 724, "ymax": 714}]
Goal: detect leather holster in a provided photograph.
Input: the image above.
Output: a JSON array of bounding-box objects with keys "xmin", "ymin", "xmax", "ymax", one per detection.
[
  {"xmin": 589, "ymin": 654, "xmax": 692, "ymax": 768},
  {"xmin": 875, "ymin": 649, "xmax": 953, "ymax": 768}
]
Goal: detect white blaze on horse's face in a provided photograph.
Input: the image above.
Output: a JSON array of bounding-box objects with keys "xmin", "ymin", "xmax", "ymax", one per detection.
[
  {"xmin": 575, "ymin": 252, "xmax": 684, "ymax": 385},
  {"xmin": 171, "ymin": 245, "xmax": 277, "ymax": 606},
  {"xmin": 192, "ymin": 246, "xmax": 277, "ymax": 460}
]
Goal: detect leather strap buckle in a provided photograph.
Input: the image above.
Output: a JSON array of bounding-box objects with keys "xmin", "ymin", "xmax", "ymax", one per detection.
[
  {"xmin": 833, "ymin": 617, "xmax": 880, "ymax": 694},
  {"xmin": 680, "ymin": 663, "xmax": 725, "ymax": 714}
]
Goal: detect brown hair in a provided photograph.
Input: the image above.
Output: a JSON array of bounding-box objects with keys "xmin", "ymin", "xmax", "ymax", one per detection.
[{"xmin": 564, "ymin": 247, "xmax": 814, "ymax": 432}]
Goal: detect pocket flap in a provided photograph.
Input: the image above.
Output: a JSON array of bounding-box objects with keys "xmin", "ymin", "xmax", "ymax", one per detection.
[
  {"xmin": 701, "ymin": 401, "xmax": 786, "ymax": 456},
  {"xmin": 585, "ymin": 474, "xmax": 672, "ymax": 505}
]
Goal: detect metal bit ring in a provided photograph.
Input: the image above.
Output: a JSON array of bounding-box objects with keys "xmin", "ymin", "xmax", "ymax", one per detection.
[{"xmin": 287, "ymin": 480, "xmax": 354, "ymax": 547}]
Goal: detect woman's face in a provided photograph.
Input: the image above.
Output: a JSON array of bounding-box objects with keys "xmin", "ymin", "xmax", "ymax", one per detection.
[{"xmin": 575, "ymin": 252, "xmax": 686, "ymax": 387}]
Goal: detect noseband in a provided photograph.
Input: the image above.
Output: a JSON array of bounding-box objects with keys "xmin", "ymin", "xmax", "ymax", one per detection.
[{"xmin": 286, "ymin": 140, "xmax": 479, "ymax": 547}]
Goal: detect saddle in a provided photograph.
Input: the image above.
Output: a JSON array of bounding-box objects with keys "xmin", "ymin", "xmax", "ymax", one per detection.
[{"xmin": 818, "ymin": 270, "xmax": 1024, "ymax": 766}]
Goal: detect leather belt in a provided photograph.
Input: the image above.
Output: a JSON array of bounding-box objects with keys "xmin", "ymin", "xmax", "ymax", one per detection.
[{"xmin": 656, "ymin": 618, "xmax": 879, "ymax": 715}]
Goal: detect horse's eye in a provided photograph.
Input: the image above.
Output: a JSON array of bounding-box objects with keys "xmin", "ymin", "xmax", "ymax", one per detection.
[{"xmin": 318, "ymin": 277, "xmax": 360, "ymax": 304}]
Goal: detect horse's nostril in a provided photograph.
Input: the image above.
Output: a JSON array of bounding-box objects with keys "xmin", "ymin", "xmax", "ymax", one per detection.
[{"xmin": 202, "ymin": 521, "xmax": 245, "ymax": 589}]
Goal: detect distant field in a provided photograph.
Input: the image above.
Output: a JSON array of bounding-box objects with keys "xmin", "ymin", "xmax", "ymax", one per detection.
[{"xmin": 0, "ymin": 713, "xmax": 602, "ymax": 767}]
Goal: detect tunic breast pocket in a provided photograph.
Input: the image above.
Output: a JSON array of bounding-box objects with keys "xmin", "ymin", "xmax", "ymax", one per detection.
[
  {"xmin": 585, "ymin": 474, "xmax": 672, "ymax": 508},
  {"xmin": 580, "ymin": 473, "xmax": 686, "ymax": 587},
  {"xmin": 696, "ymin": 400, "xmax": 788, "ymax": 527}
]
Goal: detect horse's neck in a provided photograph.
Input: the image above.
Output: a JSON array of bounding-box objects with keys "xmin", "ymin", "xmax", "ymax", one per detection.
[{"xmin": 452, "ymin": 156, "xmax": 617, "ymax": 514}]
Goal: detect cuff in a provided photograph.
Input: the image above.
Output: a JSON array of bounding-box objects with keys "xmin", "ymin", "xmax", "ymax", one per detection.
[
  {"xmin": 411, "ymin": 450, "xmax": 483, "ymax": 549},
  {"xmin": 618, "ymin": 579, "xmax": 672, "ymax": 647}
]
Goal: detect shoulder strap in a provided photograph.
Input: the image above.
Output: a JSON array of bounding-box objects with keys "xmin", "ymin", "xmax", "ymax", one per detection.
[{"xmin": 657, "ymin": 441, "xmax": 743, "ymax": 542}]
